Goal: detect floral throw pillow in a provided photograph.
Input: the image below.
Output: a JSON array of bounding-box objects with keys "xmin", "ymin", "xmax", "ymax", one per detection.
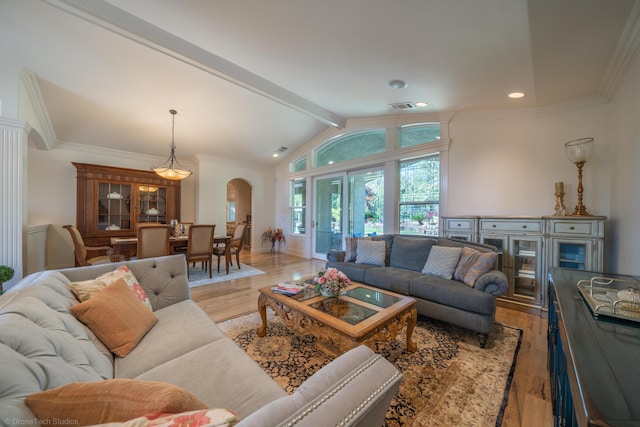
[
  {"xmin": 96, "ymin": 265, "xmax": 153, "ymax": 311},
  {"xmin": 92, "ymin": 409, "xmax": 239, "ymax": 427},
  {"xmin": 453, "ymin": 247, "xmax": 498, "ymax": 287}
]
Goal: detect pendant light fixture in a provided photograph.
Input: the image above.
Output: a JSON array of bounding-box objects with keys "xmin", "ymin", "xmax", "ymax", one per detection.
[{"xmin": 153, "ymin": 109, "xmax": 192, "ymax": 180}]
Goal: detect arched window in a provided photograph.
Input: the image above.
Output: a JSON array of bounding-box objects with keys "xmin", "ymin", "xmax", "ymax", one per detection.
[
  {"xmin": 399, "ymin": 123, "xmax": 440, "ymax": 148},
  {"xmin": 315, "ymin": 129, "xmax": 386, "ymax": 167},
  {"xmin": 291, "ymin": 156, "xmax": 306, "ymax": 172}
]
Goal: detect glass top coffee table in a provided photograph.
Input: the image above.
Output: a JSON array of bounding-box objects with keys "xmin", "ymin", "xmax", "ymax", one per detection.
[{"xmin": 257, "ymin": 282, "xmax": 417, "ymax": 355}]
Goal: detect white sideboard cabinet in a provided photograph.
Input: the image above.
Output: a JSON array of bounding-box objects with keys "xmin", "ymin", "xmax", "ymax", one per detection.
[{"xmin": 441, "ymin": 215, "xmax": 606, "ymax": 315}]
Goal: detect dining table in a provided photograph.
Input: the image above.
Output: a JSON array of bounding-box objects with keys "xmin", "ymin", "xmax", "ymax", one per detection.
[{"xmin": 110, "ymin": 234, "xmax": 232, "ymax": 273}]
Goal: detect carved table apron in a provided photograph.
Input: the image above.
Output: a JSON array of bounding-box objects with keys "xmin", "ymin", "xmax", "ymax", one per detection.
[{"xmin": 257, "ymin": 283, "xmax": 417, "ymax": 355}]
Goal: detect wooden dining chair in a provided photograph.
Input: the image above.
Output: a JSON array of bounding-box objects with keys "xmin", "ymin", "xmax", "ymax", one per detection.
[
  {"xmin": 213, "ymin": 223, "xmax": 246, "ymax": 273},
  {"xmin": 136, "ymin": 224, "xmax": 171, "ymax": 259},
  {"xmin": 63, "ymin": 224, "xmax": 117, "ymax": 267},
  {"xmin": 186, "ymin": 224, "xmax": 216, "ymax": 278}
]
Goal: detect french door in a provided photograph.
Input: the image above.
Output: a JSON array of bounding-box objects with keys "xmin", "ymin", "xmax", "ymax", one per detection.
[{"xmin": 312, "ymin": 174, "xmax": 345, "ymax": 259}]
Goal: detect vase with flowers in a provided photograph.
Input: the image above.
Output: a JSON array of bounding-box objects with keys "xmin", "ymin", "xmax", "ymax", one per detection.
[
  {"xmin": 313, "ymin": 268, "xmax": 351, "ymax": 297},
  {"xmin": 261, "ymin": 227, "xmax": 286, "ymax": 253}
]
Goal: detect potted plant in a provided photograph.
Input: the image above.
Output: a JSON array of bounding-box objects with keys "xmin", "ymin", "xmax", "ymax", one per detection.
[{"xmin": 0, "ymin": 265, "xmax": 15, "ymax": 294}]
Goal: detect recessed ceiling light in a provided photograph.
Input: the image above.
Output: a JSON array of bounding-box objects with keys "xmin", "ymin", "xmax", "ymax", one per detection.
[
  {"xmin": 389, "ymin": 80, "xmax": 407, "ymax": 89},
  {"xmin": 415, "ymin": 101, "xmax": 428, "ymax": 107},
  {"xmin": 272, "ymin": 153, "xmax": 279, "ymax": 158},
  {"xmin": 508, "ymin": 92, "xmax": 525, "ymax": 99}
]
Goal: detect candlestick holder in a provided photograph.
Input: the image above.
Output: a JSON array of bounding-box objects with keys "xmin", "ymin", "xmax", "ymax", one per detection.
[
  {"xmin": 564, "ymin": 138, "xmax": 594, "ymax": 216},
  {"xmin": 554, "ymin": 191, "xmax": 566, "ymax": 216}
]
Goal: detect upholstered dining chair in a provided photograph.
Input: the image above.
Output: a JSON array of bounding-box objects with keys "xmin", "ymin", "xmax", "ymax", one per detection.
[
  {"xmin": 186, "ymin": 224, "xmax": 216, "ymax": 279},
  {"xmin": 213, "ymin": 223, "xmax": 246, "ymax": 273},
  {"xmin": 63, "ymin": 224, "xmax": 118, "ymax": 267},
  {"xmin": 136, "ymin": 224, "xmax": 171, "ymax": 259}
]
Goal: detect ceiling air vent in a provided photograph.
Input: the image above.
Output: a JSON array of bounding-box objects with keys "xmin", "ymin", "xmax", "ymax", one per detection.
[
  {"xmin": 389, "ymin": 102, "xmax": 416, "ymax": 110},
  {"xmin": 276, "ymin": 146, "xmax": 288, "ymax": 153}
]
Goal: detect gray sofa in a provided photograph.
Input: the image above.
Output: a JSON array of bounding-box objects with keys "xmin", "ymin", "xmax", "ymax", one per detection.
[
  {"xmin": 326, "ymin": 235, "xmax": 508, "ymax": 347},
  {"xmin": 0, "ymin": 255, "xmax": 402, "ymax": 426}
]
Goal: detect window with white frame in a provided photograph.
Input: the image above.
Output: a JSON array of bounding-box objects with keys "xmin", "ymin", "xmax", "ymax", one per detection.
[
  {"xmin": 348, "ymin": 168, "xmax": 384, "ymax": 237},
  {"xmin": 291, "ymin": 178, "xmax": 306, "ymax": 234},
  {"xmin": 291, "ymin": 156, "xmax": 306, "ymax": 172},
  {"xmin": 315, "ymin": 129, "xmax": 386, "ymax": 167},
  {"xmin": 399, "ymin": 155, "xmax": 440, "ymax": 236},
  {"xmin": 399, "ymin": 123, "xmax": 440, "ymax": 148}
]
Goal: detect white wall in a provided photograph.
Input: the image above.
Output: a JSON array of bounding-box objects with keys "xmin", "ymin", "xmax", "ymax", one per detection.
[
  {"xmin": 28, "ymin": 143, "xmax": 195, "ymax": 269},
  {"xmin": 446, "ymin": 105, "xmax": 611, "ymax": 218},
  {"xmin": 194, "ymin": 154, "xmax": 275, "ymax": 253},
  {"xmin": 609, "ymin": 53, "xmax": 640, "ymax": 275}
]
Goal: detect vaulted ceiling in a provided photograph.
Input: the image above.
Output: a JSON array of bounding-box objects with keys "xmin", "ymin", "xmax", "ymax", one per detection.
[{"xmin": 1, "ymin": 0, "xmax": 638, "ymax": 165}]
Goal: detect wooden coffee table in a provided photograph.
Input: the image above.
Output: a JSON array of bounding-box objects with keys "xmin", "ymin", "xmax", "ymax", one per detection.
[{"xmin": 257, "ymin": 282, "xmax": 417, "ymax": 355}]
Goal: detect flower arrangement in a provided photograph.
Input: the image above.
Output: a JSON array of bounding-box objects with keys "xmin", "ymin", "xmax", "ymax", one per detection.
[
  {"xmin": 262, "ymin": 227, "xmax": 285, "ymax": 253},
  {"xmin": 313, "ymin": 268, "xmax": 350, "ymax": 297}
]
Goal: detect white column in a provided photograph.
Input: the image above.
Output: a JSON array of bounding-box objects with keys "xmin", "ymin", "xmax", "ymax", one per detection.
[{"xmin": 0, "ymin": 117, "xmax": 28, "ymax": 287}]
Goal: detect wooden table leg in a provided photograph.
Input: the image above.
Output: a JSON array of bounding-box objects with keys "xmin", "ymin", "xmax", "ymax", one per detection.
[
  {"xmin": 257, "ymin": 294, "xmax": 268, "ymax": 337},
  {"xmin": 225, "ymin": 242, "xmax": 230, "ymax": 273},
  {"xmin": 406, "ymin": 307, "xmax": 418, "ymax": 353}
]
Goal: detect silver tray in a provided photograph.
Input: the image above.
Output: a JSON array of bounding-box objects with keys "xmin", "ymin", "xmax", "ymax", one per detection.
[{"xmin": 577, "ymin": 276, "xmax": 640, "ymax": 323}]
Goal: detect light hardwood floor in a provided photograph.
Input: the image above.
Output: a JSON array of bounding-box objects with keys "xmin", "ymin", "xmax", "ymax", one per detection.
[{"xmin": 190, "ymin": 250, "xmax": 554, "ymax": 427}]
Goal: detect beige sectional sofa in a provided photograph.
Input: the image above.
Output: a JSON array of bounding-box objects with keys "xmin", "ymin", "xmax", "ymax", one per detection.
[{"xmin": 0, "ymin": 255, "xmax": 402, "ymax": 426}]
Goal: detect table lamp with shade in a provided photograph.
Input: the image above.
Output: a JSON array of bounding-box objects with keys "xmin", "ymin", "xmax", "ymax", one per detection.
[{"xmin": 564, "ymin": 137, "xmax": 594, "ymax": 216}]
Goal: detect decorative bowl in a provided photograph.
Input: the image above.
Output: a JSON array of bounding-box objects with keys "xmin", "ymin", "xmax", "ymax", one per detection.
[{"xmin": 617, "ymin": 287, "xmax": 640, "ymax": 312}]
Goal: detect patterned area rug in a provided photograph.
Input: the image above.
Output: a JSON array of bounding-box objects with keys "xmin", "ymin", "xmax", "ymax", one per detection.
[
  {"xmin": 187, "ymin": 264, "xmax": 265, "ymax": 288},
  {"xmin": 218, "ymin": 312, "xmax": 522, "ymax": 427}
]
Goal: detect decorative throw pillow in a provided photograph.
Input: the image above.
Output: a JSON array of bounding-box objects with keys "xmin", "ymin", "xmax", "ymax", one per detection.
[
  {"xmin": 453, "ymin": 246, "xmax": 498, "ymax": 287},
  {"xmin": 92, "ymin": 409, "xmax": 239, "ymax": 427},
  {"xmin": 355, "ymin": 239, "xmax": 386, "ymax": 266},
  {"xmin": 95, "ymin": 265, "xmax": 153, "ymax": 311},
  {"xmin": 421, "ymin": 246, "xmax": 463, "ymax": 279},
  {"xmin": 344, "ymin": 236, "xmax": 372, "ymax": 262},
  {"xmin": 25, "ymin": 379, "xmax": 208, "ymax": 426},
  {"xmin": 69, "ymin": 278, "xmax": 109, "ymax": 302},
  {"xmin": 70, "ymin": 278, "xmax": 158, "ymax": 357}
]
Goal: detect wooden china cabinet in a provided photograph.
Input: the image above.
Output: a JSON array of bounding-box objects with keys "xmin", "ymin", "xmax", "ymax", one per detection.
[{"xmin": 73, "ymin": 163, "xmax": 181, "ymax": 248}]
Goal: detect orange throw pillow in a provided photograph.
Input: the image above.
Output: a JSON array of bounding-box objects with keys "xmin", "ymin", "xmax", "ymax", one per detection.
[
  {"xmin": 25, "ymin": 379, "xmax": 208, "ymax": 426},
  {"xmin": 70, "ymin": 278, "xmax": 158, "ymax": 357}
]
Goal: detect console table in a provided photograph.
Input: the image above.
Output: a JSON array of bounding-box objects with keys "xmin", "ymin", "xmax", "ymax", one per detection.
[{"xmin": 548, "ymin": 268, "xmax": 640, "ymax": 427}]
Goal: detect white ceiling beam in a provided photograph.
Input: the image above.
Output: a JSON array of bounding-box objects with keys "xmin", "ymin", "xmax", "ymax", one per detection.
[{"xmin": 41, "ymin": 0, "xmax": 346, "ymax": 129}]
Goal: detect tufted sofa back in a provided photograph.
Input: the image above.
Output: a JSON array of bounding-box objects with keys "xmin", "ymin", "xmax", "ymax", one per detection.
[{"xmin": 0, "ymin": 255, "xmax": 190, "ymax": 423}]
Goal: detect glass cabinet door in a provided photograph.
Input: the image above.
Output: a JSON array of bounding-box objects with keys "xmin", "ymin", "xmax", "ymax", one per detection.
[
  {"xmin": 512, "ymin": 238, "xmax": 540, "ymax": 299},
  {"xmin": 558, "ymin": 242, "xmax": 587, "ymax": 270},
  {"xmin": 138, "ymin": 185, "xmax": 168, "ymax": 224},
  {"xmin": 481, "ymin": 236, "xmax": 506, "ymax": 271},
  {"xmin": 98, "ymin": 182, "xmax": 132, "ymax": 231}
]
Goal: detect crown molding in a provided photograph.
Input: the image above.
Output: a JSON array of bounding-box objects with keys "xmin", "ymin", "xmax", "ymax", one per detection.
[
  {"xmin": 0, "ymin": 116, "xmax": 29, "ymax": 130},
  {"xmin": 53, "ymin": 140, "xmax": 193, "ymax": 168},
  {"xmin": 19, "ymin": 69, "xmax": 57, "ymax": 150},
  {"xmin": 599, "ymin": 1, "xmax": 640, "ymax": 100}
]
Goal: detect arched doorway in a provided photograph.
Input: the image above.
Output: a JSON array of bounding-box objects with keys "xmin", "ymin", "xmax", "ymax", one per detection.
[{"xmin": 227, "ymin": 178, "xmax": 252, "ymax": 248}]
